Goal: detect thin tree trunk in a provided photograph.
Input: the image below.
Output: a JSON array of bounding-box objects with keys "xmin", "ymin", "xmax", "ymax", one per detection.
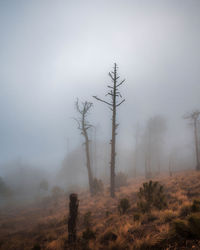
[
  {"xmin": 84, "ymin": 129, "xmax": 94, "ymax": 194},
  {"xmin": 194, "ymin": 119, "xmax": 200, "ymax": 170},
  {"xmin": 93, "ymin": 63, "xmax": 125, "ymax": 198},
  {"xmin": 110, "ymin": 64, "xmax": 117, "ymax": 198}
]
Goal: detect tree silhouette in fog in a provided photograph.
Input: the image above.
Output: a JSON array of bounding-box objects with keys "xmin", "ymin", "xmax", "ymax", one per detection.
[
  {"xmin": 184, "ymin": 110, "xmax": 200, "ymax": 171},
  {"xmin": 93, "ymin": 63, "xmax": 125, "ymax": 197},
  {"xmin": 74, "ymin": 99, "xmax": 94, "ymax": 195}
]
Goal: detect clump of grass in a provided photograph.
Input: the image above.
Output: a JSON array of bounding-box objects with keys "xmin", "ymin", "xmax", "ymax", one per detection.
[
  {"xmin": 179, "ymin": 203, "xmax": 191, "ymax": 217},
  {"xmin": 159, "ymin": 210, "xmax": 177, "ymax": 223},
  {"xmin": 171, "ymin": 213, "xmax": 200, "ymax": 239},
  {"xmin": 133, "ymin": 213, "xmax": 141, "ymax": 221},
  {"xmin": 100, "ymin": 231, "xmax": 118, "ymax": 245},
  {"xmin": 118, "ymin": 198, "xmax": 130, "ymax": 215}
]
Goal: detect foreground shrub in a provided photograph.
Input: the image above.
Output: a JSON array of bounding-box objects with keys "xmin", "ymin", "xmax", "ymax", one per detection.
[
  {"xmin": 82, "ymin": 228, "xmax": 96, "ymax": 240},
  {"xmin": 179, "ymin": 204, "xmax": 191, "ymax": 217},
  {"xmin": 100, "ymin": 231, "xmax": 118, "ymax": 245},
  {"xmin": 115, "ymin": 172, "xmax": 128, "ymax": 188},
  {"xmin": 137, "ymin": 180, "xmax": 167, "ymax": 213},
  {"xmin": 191, "ymin": 199, "xmax": 200, "ymax": 213},
  {"xmin": 171, "ymin": 213, "xmax": 200, "ymax": 239},
  {"xmin": 118, "ymin": 198, "xmax": 130, "ymax": 215},
  {"xmin": 32, "ymin": 244, "xmax": 41, "ymax": 250}
]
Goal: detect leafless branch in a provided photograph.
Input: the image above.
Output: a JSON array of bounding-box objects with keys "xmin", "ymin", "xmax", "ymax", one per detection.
[{"xmin": 93, "ymin": 96, "xmax": 112, "ymax": 106}]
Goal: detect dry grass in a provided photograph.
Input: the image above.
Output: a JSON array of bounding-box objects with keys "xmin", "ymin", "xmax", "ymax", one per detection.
[{"xmin": 0, "ymin": 170, "xmax": 200, "ymax": 249}]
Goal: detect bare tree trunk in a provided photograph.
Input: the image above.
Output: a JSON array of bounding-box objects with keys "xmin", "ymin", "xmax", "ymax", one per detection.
[
  {"xmin": 184, "ymin": 111, "xmax": 200, "ymax": 171},
  {"xmin": 110, "ymin": 69, "xmax": 117, "ymax": 197},
  {"xmin": 93, "ymin": 63, "xmax": 125, "ymax": 198},
  {"xmin": 194, "ymin": 119, "xmax": 200, "ymax": 170},
  {"xmin": 83, "ymin": 128, "xmax": 94, "ymax": 194},
  {"xmin": 68, "ymin": 193, "xmax": 79, "ymax": 245},
  {"xmin": 75, "ymin": 100, "xmax": 94, "ymax": 195},
  {"xmin": 169, "ymin": 158, "xmax": 172, "ymax": 177}
]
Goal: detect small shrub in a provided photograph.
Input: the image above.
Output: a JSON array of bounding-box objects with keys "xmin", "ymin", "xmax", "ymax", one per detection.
[
  {"xmin": 137, "ymin": 180, "xmax": 167, "ymax": 213},
  {"xmin": 133, "ymin": 213, "xmax": 141, "ymax": 221},
  {"xmin": 32, "ymin": 244, "xmax": 41, "ymax": 250},
  {"xmin": 118, "ymin": 198, "xmax": 130, "ymax": 215},
  {"xmin": 179, "ymin": 204, "xmax": 191, "ymax": 217},
  {"xmin": 141, "ymin": 213, "xmax": 158, "ymax": 224},
  {"xmin": 188, "ymin": 213, "xmax": 200, "ymax": 238},
  {"xmin": 171, "ymin": 219, "xmax": 191, "ymax": 238},
  {"xmin": 100, "ymin": 231, "xmax": 118, "ymax": 245},
  {"xmin": 82, "ymin": 228, "xmax": 96, "ymax": 240},
  {"xmin": 92, "ymin": 178, "xmax": 104, "ymax": 195},
  {"xmin": 115, "ymin": 172, "xmax": 128, "ymax": 188},
  {"xmin": 171, "ymin": 213, "xmax": 200, "ymax": 239},
  {"xmin": 191, "ymin": 199, "xmax": 200, "ymax": 213}
]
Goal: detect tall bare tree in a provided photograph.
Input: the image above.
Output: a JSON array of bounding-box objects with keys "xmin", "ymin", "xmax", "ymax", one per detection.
[
  {"xmin": 184, "ymin": 110, "xmax": 200, "ymax": 171},
  {"xmin": 93, "ymin": 63, "xmax": 125, "ymax": 197},
  {"xmin": 74, "ymin": 99, "xmax": 94, "ymax": 194}
]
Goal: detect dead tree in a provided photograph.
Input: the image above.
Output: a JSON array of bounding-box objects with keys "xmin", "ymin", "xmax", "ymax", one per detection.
[
  {"xmin": 75, "ymin": 99, "xmax": 94, "ymax": 195},
  {"xmin": 93, "ymin": 63, "xmax": 125, "ymax": 197},
  {"xmin": 68, "ymin": 193, "xmax": 79, "ymax": 244},
  {"xmin": 184, "ymin": 110, "xmax": 200, "ymax": 171}
]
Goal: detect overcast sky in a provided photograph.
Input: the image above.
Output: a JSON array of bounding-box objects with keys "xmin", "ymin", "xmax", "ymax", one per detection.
[{"xmin": 0, "ymin": 0, "xmax": 200, "ymax": 170}]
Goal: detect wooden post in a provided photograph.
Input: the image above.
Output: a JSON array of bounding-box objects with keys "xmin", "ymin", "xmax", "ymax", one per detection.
[{"xmin": 68, "ymin": 193, "xmax": 79, "ymax": 244}]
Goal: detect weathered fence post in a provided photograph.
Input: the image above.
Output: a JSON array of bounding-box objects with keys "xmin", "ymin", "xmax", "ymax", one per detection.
[{"xmin": 68, "ymin": 193, "xmax": 79, "ymax": 244}]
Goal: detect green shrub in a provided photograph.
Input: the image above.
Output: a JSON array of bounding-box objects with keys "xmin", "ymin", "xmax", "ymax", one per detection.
[
  {"xmin": 137, "ymin": 180, "xmax": 167, "ymax": 213},
  {"xmin": 115, "ymin": 172, "xmax": 128, "ymax": 188},
  {"xmin": 118, "ymin": 198, "xmax": 130, "ymax": 215}
]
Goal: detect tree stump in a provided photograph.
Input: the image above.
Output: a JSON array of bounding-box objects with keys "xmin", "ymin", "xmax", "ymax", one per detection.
[{"xmin": 68, "ymin": 193, "xmax": 79, "ymax": 244}]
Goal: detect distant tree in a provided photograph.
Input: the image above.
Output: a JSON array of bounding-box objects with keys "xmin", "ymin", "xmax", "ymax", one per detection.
[
  {"xmin": 93, "ymin": 63, "xmax": 125, "ymax": 198},
  {"xmin": 0, "ymin": 176, "xmax": 12, "ymax": 198},
  {"xmin": 134, "ymin": 123, "xmax": 140, "ymax": 178},
  {"xmin": 184, "ymin": 110, "xmax": 200, "ymax": 171},
  {"xmin": 74, "ymin": 99, "xmax": 94, "ymax": 195},
  {"xmin": 39, "ymin": 179, "xmax": 48, "ymax": 192},
  {"xmin": 143, "ymin": 115, "xmax": 167, "ymax": 178}
]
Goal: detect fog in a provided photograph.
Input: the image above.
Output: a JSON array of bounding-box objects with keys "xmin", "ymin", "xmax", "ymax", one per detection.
[{"xmin": 0, "ymin": 1, "xmax": 200, "ymax": 203}]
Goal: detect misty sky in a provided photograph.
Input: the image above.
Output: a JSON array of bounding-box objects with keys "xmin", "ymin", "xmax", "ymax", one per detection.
[{"xmin": 0, "ymin": 0, "xmax": 200, "ymax": 171}]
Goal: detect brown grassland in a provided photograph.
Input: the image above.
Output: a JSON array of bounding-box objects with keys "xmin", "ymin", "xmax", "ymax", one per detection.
[{"xmin": 0, "ymin": 170, "xmax": 200, "ymax": 250}]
